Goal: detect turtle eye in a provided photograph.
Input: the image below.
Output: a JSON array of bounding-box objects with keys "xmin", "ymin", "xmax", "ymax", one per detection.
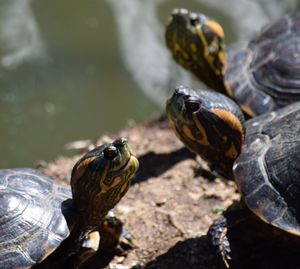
[
  {"xmin": 189, "ymin": 14, "xmax": 200, "ymax": 26},
  {"xmin": 104, "ymin": 146, "xmax": 118, "ymax": 159},
  {"xmin": 185, "ymin": 99, "xmax": 200, "ymax": 112}
]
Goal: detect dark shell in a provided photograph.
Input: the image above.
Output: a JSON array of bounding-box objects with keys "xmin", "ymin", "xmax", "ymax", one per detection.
[
  {"xmin": 0, "ymin": 168, "xmax": 72, "ymax": 269},
  {"xmin": 234, "ymin": 101, "xmax": 300, "ymax": 235},
  {"xmin": 225, "ymin": 13, "xmax": 300, "ymax": 116}
]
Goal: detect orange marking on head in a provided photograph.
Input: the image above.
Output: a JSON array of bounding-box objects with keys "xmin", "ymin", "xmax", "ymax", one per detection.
[
  {"xmin": 99, "ymin": 163, "xmax": 112, "ymax": 192},
  {"xmin": 72, "ymin": 156, "xmax": 97, "ymax": 183},
  {"xmin": 183, "ymin": 125, "xmax": 196, "ymax": 141},
  {"xmin": 169, "ymin": 120, "xmax": 182, "ymax": 140},
  {"xmin": 205, "ymin": 20, "xmax": 224, "ymax": 38},
  {"xmin": 173, "ymin": 42, "xmax": 190, "ymax": 61},
  {"xmin": 225, "ymin": 143, "xmax": 239, "ymax": 159},
  {"xmin": 210, "ymin": 109, "xmax": 245, "ymax": 142},
  {"xmin": 192, "ymin": 114, "xmax": 210, "ymax": 146},
  {"xmin": 110, "ymin": 176, "xmax": 122, "ymax": 188},
  {"xmin": 194, "ymin": 25, "xmax": 225, "ymax": 80}
]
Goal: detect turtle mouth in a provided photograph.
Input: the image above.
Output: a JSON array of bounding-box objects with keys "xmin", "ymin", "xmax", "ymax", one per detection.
[
  {"xmin": 108, "ymin": 138, "xmax": 138, "ymax": 174},
  {"xmin": 118, "ymin": 154, "xmax": 137, "ymax": 172},
  {"xmin": 126, "ymin": 154, "xmax": 139, "ymax": 172},
  {"xmin": 112, "ymin": 153, "xmax": 139, "ymax": 180}
]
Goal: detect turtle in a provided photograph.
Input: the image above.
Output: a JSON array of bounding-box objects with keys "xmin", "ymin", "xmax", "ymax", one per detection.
[
  {"xmin": 166, "ymin": 85, "xmax": 245, "ymax": 179},
  {"xmin": 166, "ymin": 85, "xmax": 300, "ymax": 267},
  {"xmin": 0, "ymin": 137, "xmax": 139, "ymax": 269},
  {"xmin": 165, "ymin": 8, "xmax": 300, "ymax": 117}
]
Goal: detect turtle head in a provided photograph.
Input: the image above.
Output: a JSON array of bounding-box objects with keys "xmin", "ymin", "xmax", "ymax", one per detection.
[
  {"xmin": 165, "ymin": 8, "xmax": 227, "ymax": 93},
  {"xmin": 166, "ymin": 85, "xmax": 245, "ymax": 179},
  {"xmin": 71, "ymin": 137, "xmax": 139, "ymax": 227}
]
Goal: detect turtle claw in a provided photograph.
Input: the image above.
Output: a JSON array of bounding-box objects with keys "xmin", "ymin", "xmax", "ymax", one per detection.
[{"xmin": 118, "ymin": 224, "xmax": 135, "ymax": 252}]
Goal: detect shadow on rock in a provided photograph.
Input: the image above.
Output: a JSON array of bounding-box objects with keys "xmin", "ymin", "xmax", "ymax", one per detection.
[
  {"xmin": 142, "ymin": 236, "xmax": 221, "ymax": 269},
  {"xmin": 132, "ymin": 147, "xmax": 195, "ymax": 185}
]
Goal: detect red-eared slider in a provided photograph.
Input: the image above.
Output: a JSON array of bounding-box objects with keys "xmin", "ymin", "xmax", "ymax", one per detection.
[
  {"xmin": 0, "ymin": 138, "xmax": 139, "ymax": 269},
  {"xmin": 166, "ymin": 85, "xmax": 245, "ymax": 179},
  {"xmin": 166, "ymin": 86, "xmax": 300, "ymax": 267},
  {"xmin": 165, "ymin": 9, "xmax": 300, "ymax": 116}
]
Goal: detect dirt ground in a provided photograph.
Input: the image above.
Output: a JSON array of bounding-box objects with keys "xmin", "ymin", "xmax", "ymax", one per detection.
[
  {"xmin": 41, "ymin": 116, "xmax": 239, "ymax": 269},
  {"xmin": 40, "ymin": 116, "xmax": 300, "ymax": 269}
]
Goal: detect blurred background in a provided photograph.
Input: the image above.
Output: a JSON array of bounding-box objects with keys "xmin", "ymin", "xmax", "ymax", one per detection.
[{"xmin": 0, "ymin": 0, "xmax": 299, "ymax": 168}]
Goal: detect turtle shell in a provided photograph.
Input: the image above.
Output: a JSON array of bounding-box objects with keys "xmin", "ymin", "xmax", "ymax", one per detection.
[
  {"xmin": 0, "ymin": 168, "xmax": 72, "ymax": 269},
  {"xmin": 233, "ymin": 101, "xmax": 300, "ymax": 235},
  {"xmin": 225, "ymin": 13, "xmax": 300, "ymax": 116}
]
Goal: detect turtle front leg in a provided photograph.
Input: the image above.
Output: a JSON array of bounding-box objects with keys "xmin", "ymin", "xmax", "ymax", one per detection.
[
  {"xmin": 81, "ymin": 211, "xmax": 134, "ymax": 254},
  {"xmin": 75, "ymin": 212, "xmax": 134, "ymax": 269},
  {"xmin": 208, "ymin": 201, "xmax": 300, "ymax": 269},
  {"xmin": 207, "ymin": 202, "xmax": 253, "ymax": 268},
  {"xmin": 98, "ymin": 211, "xmax": 134, "ymax": 253},
  {"xmin": 208, "ymin": 213, "xmax": 232, "ymax": 268}
]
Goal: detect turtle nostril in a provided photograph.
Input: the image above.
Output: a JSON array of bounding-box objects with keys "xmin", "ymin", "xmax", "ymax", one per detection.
[
  {"xmin": 120, "ymin": 137, "xmax": 127, "ymax": 145},
  {"xmin": 113, "ymin": 137, "xmax": 127, "ymax": 147},
  {"xmin": 174, "ymin": 85, "xmax": 188, "ymax": 96}
]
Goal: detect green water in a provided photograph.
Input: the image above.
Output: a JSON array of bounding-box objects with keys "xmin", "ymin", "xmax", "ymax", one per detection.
[{"xmin": 0, "ymin": 0, "xmax": 298, "ymax": 168}]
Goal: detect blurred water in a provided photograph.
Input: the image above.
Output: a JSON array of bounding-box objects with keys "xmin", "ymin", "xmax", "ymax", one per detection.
[
  {"xmin": 107, "ymin": 0, "xmax": 190, "ymax": 106},
  {"xmin": 0, "ymin": 0, "xmax": 298, "ymax": 168},
  {"xmin": 0, "ymin": 0, "xmax": 46, "ymax": 68}
]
